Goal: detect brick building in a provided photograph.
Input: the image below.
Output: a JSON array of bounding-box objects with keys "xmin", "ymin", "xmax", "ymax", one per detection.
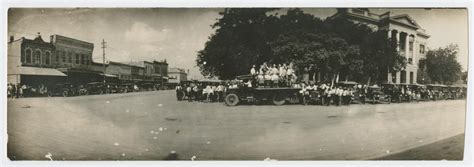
[{"xmin": 7, "ymin": 33, "xmax": 66, "ymax": 86}]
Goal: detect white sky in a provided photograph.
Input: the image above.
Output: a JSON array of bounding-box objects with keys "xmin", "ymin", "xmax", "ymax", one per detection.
[{"xmin": 8, "ymin": 8, "xmax": 468, "ymax": 79}]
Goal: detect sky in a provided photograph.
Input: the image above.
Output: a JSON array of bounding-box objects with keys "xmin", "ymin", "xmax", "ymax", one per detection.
[{"xmin": 8, "ymin": 8, "xmax": 468, "ymax": 79}]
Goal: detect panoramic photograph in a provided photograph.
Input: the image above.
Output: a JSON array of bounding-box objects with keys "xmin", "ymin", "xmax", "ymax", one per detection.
[{"xmin": 6, "ymin": 8, "xmax": 468, "ymax": 160}]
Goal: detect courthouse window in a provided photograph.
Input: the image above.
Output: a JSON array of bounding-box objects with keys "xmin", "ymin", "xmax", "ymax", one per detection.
[
  {"xmin": 62, "ymin": 51, "xmax": 66, "ymax": 62},
  {"xmin": 419, "ymin": 44, "xmax": 425, "ymax": 54}
]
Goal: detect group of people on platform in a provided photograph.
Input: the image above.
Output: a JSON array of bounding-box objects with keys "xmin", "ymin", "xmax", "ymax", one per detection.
[
  {"xmin": 249, "ymin": 62, "xmax": 321, "ymax": 87},
  {"xmin": 250, "ymin": 62, "xmax": 299, "ymax": 87},
  {"xmin": 175, "ymin": 82, "xmax": 227, "ymax": 103}
]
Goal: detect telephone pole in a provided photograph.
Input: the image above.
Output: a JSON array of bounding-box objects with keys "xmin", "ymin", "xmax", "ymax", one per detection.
[{"xmin": 102, "ymin": 39, "xmax": 107, "ymax": 83}]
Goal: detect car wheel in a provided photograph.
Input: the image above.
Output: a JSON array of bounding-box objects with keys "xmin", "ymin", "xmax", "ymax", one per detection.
[
  {"xmin": 224, "ymin": 93, "xmax": 239, "ymax": 106},
  {"xmin": 47, "ymin": 92, "xmax": 53, "ymax": 97},
  {"xmin": 272, "ymin": 94, "xmax": 286, "ymax": 106},
  {"xmin": 62, "ymin": 91, "xmax": 68, "ymax": 97}
]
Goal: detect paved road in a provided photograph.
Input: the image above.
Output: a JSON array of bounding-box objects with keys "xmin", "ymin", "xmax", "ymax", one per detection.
[{"xmin": 7, "ymin": 90, "xmax": 467, "ymax": 160}]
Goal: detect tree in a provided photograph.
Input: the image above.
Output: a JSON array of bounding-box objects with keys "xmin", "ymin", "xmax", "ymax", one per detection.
[
  {"xmin": 196, "ymin": 8, "xmax": 279, "ymax": 79},
  {"xmin": 197, "ymin": 8, "xmax": 405, "ymax": 82},
  {"xmin": 421, "ymin": 44, "xmax": 462, "ymax": 84},
  {"xmin": 324, "ymin": 17, "xmax": 405, "ymax": 83}
]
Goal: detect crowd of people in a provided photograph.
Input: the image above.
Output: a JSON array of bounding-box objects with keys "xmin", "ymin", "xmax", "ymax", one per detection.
[
  {"xmin": 175, "ymin": 62, "xmax": 466, "ymax": 106},
  {"xmin": 7, "ymin": 83, "xmax": 47, "ymax": 99},
  {"xmin": 175, "ymin": 82, "xmax": 227, "ymax": 103}
]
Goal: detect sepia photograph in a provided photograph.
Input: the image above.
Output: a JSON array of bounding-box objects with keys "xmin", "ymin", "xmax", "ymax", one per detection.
[{"xmin": 5, "ymin": 7, "xmax": 470, "ymax": 162}]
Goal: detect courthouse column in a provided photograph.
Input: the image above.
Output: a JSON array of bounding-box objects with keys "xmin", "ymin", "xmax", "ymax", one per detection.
[
  {"xmin": 405, "ymin": 33, "xmax": 409, "ymax": 59},
  {"xmin": 395, "ymin": 31, "xmax": 400, "ymax": 51},
  {"xmin": 396, "ymin": 71, "xmax": 401, "ymax": 84}
]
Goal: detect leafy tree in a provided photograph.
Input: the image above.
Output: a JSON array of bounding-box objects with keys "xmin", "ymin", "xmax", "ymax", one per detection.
[
  {"xmin": 196, "ymin": 8, "xmax": 279, "ymax": 79},
  {"xmin": 421, "ymin": 44, "xmax": 462, "ymax": 84},
  {"xmin": 197, "ymin": 8, "xmax": 405, "ymax": 82}
]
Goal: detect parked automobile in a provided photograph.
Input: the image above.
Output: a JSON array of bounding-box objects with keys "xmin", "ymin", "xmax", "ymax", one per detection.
[
  {"xmin": 139, "ymin": 83, "xmax": 156, "ymax": 91},
  {"xmin": 105, "ymin": 83, "xmax": 121, "ymax": 94},
  {"xmin": 120, "ymin": 83, "xmax": 135, "ymax": 93},
  {"xmin": 85, "ymin": 82, "xmax": 106, "ymax": 95},
  {"xmin": 364, "ymin": 85, "xmax": 391, "ymax": 104},
  {"xmin": 224, "ymin": 75, "xmax": 301, "ymax": 106},
  {"xmin": 47, "ymin": 83, "xmax": 76, "ymax": 97}
]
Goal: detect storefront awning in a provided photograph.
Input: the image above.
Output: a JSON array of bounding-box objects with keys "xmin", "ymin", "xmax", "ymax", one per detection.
[{"xmin": 16, "ymin": 66, "xmax": 66, "ymax": 77}]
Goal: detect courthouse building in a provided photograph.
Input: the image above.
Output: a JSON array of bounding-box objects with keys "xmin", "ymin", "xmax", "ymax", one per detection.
[{"xmin": 329, "ymin": 8, "xmax": 430, "ymax": 84}]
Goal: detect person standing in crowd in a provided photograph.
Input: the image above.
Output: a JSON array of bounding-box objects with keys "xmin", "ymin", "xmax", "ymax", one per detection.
[
  {"xmin": 257, "ymin": 70, "xmax": 265, "ymax": 87},
  {"xmin": 299, "ymin": 82, "xmax": 307, "ymax": 105},
  {"xmin": 250, "ymin": 65, "xmax": 256, "ymax": 75},
  {"xmin": 271, "ymin": 64, "xmax": 279, "ymax": 87},
  {"xmin": 7, "ymin": 83, "xmax": 12, "ymax": 98},
  {"xmin": 303, "ymin": 66, "xmax": 310, "ymax": 84},
  {"xmin": 19, "ymin": 84, "xmax": 25, "ymax": 98},
  {"xmin": 309, "ymin": 64, "xmax": 317, "ymax": 83},
  {"xmin": 325, "ymin": 86, "xmax": 333, "ymax": 106},
  {"xmin": 192, "ymin": 84, "xmax": 200, "ymax": 102},
  {"xmin": 264, "ymin": 66, "xmax": 272, "ymax": 87},
  {"xmin": 175, "ymin": 84, "xmax": 183, "ymax": 101},
  {"xmin": 342, "ymin": 88, "xmax": 349, "ymax": 105},
  {"xmin": 216, "ymin": 83, "xmax": 225, "ymax": 102},
  {"xmin": 203, "ymin": 85, "xmax": 211, "ymax": 103},
  {"xmin": 12, "ymin": 83, "xmax": 17, "ymax": 99},
  {"xmin": 279, "ymin": 64, "xmax": 287, "ymax": 83},
  {"xmin": 186, "ymin": 84, "xmax": 193, "ymax": 101}
]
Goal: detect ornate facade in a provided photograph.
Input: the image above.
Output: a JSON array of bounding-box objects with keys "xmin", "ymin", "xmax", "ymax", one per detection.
[{"xmin": 330, "ymin": 8, "xmax": 430, "ymax": 84}]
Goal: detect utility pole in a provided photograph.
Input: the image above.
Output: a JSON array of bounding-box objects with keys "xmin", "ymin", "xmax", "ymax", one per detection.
[{"xmin": 102, "ymin": 39, "xmax": 107, "ymax": 83}]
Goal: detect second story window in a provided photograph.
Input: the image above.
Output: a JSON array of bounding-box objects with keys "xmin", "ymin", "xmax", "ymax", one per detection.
[
  {"xmin": 81, "ymin": 54, "xmax": 85, "ymax": 65},
  {"xmin": 68, "ymin": 53, "xmax": 72, "ymax": 63},
  {"xmin": 75, "ymin": 54, "xmax": 80, "ymax": 64},
  {"xmin": 45, "ymin": 52, "xmax": 51, "ymax": 65},
  {"xmin": 420, "ymin": 44, "xmax": 425, "ymax": 54},
  {"xmin": 25, "ymin": 49, "xmax": 32, "ymax": 63},
  {"xmin": 34, "ymin": 50, "xmax": 41, "ymax": 65}
]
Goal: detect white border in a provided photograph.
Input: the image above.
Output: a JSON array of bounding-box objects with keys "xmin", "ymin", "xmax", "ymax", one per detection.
[{"xmin": 1, "ymin": 0, "xmax": 472, "ymax": 167}]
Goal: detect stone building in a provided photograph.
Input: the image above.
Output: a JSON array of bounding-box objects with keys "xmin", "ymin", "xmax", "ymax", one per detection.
[
  {"xmin": 329, "ymin": 8, "xmax": 430, "ymax": 84},
  {"xmin": 168, "ymin": 67, "xmax": 188, "ymax": 85}
]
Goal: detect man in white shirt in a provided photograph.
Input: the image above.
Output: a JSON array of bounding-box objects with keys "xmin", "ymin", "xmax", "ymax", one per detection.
[{"xmin": 250, "ymin": 65, "xmax": 256, "ymax": 75}]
